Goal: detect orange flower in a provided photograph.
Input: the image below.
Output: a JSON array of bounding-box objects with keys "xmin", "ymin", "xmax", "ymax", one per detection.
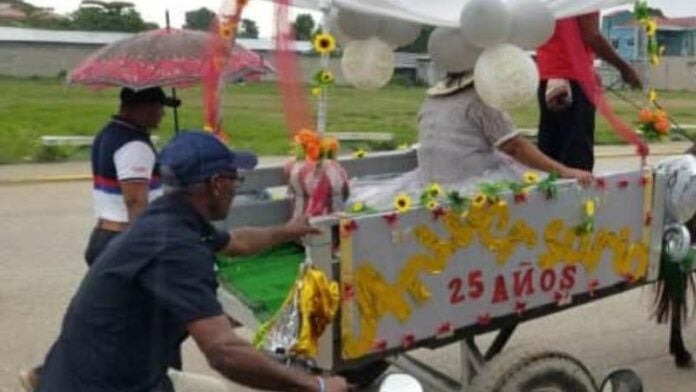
[
  {"xmin": 305, "ymin": 140, "xmax": 321, "ymax": 161},
  {"xmin": 321, "ymin": 137, "xmax": 338, "ymax": 154},
  {"xmin": 295, "ymin": 129, "xmax": 318, "ymax": 146},
  {"xmin": 654, "ymin": 118, "xmax": 670, "ymax": 134},
  {"xmin": 638, "ymin": 108, "xmax": 653, "ymax": 124},
  {"xmin": 653, "ymin": 110, "xmax": 668, "ymax": 123}
]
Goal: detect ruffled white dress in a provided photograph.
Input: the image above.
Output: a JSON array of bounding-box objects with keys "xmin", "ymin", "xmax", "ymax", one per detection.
[{"xmin": 348, "ymin": 88, "xmax": 528, "ymax": 210}]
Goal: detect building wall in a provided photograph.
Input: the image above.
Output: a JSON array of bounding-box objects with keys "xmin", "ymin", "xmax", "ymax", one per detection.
[
  {"xmin": 646, "ymin": 56, "xmax": 696, "ymax": 91},
  {"xmin": 608, "ymin": 26, "xmax": 639, "ymax": 61},
  {"xmin": 0, "ymin": 41, "xmax": 100, "ymax": 77}
]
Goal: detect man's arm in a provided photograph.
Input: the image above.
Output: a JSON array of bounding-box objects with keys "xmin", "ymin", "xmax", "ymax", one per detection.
[
  {"xmin": 221, "ymin": 215, "xmax": 320, "ymax": 257},
  {"xmin": 578, "ymin": 13, "xmax": 642, "ymax": 89},
  {"xmin": 188, "ymin": 315, "xmax": 348, "ymax": 391},
  {"xmin": 120, "ymin": 181, "xmax": 149, "ymax": 223}
]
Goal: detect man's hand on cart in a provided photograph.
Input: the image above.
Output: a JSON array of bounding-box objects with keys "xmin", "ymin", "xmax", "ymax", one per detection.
[
  {"xmin": 320, "ymin": 375, "xmax": 352, "ymax": 392},
  {"xmin": 559, "ymin": 167, "xmax": 594, "ymax": 187},
  {"xmin": 284, "ymin": 214, "xmax": 322, "ymax": 242}
]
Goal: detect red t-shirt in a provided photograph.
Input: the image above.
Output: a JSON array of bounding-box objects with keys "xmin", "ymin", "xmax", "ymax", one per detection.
[{"xmin": 537, "ymin": 14, "xmax": 596, "ymax": 81}]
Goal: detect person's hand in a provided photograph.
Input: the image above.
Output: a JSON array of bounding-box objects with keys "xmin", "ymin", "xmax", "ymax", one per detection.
[
  {"xmin": 322, "ymin": 376, "xmax": 351, "ymax": 392},
  {"xmin": 284, "ymin": 215, "xmax": 321, "ymax": 242},
  {"xmin": 620, "ymin": 65, "xmax": 643, "ymax": 90},
  {"xmin": 559, "ymin": 167, "xmax": 594, "ymax": 187}
]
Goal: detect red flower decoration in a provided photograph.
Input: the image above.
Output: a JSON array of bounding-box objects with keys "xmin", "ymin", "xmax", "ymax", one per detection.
[
  {"xmin": 514, "ymin": 193, "xmax": 527, "ymax": 204},
  {"xmin": 618, "ymin": 179, "xmax": 630, "ymax": 189},
  {"xmin": 622, "ymin": 273, "xmax": 637, "ymax": 283},
  {"xmin": 373, "ymin": 340, "xmax": 387, "ymax": 352},
  {"xmin": 645, "ymin": 212, "xmax": 653, "ymax": 226},
  {"xmin": 596, "ymin": 178, "xmax": 607, "ymax": 190},
  {"xmin": 402, "ymin": 334, "xmax": 416, "ymax": 349},
  {"xmin": 341, "ymin": 220, "xmax": 359, "ymax": 236},
  {"xmin": 515, "ymin": 301, "xmax": 527, "ymax": 316},
  {"xmin": 342, "ymin": 283, "xmax": 355, "ymax": 301},
  {"xmin": 437, "ymin": 322, "xmax": 453, "ymax": 336},
  {"xmin": 640, "ymin": 176, "xmax": 650, "ymax": 187},
  {"xmin": 477, "ymin": 314, "xmax": 492, "ymax": 327},
  {"xmin": 431, "ymin": 206, "xmax": 446, "ymax": 220},
  {"xmin": 383, "ymin": 213, "xmax": 399, "ymax": 227},
  {"xmin": 554, "ymin": 291, "xmax": 564, "ymax": 302},
  {"xmin": 588, "ymin": 279, "xmax": 600, "ymax": 297}
]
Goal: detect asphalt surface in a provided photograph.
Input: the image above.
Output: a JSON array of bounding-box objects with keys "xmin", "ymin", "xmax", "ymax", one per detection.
[{"xmin": 1, "ymin": 154, "xmax": 696, "ymax": 391}]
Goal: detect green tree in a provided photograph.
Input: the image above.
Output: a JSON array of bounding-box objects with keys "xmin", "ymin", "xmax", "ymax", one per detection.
[
  {"xmin": 238, "ymin": 18, "xmax": 259, "ymax": 39},
  {"xmin": 71, "ymin": 0, "xmax": 153, "ymax": 32},
  {"xmin": 184, "ymin": 7, "xmax": 215, "ymax": 31},
  {"xmin": 398, "ymin": 26, "xmax": 434, "ymax": 53},
  {"xmin": 292, "ymin": 13, "xmax": 315, "ymax": 41}
]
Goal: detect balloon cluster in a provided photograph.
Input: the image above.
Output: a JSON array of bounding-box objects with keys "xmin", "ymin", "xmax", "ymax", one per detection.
[
  {"xmin": 329, "ymin": 8, "xmax": 422, "ymax": 90},
  {"xmin": 428, "ymin": 0, "xmax": 555, "ymax": 110}
]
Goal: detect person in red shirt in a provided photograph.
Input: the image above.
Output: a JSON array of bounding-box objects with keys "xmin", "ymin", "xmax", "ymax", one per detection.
[{"xmin": 536, "ymin": 12, "xmax": 642, "ymax": 171}]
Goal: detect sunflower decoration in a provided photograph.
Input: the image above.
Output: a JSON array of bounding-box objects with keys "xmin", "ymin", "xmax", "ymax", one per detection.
[
  {"xmin": 426, "ymin": 183, "xmax": 443, "ymax": 199},
  {"xmin": 313, "ymin": 70, "xmax": 335, "ymax": 87},
  {"xmin": 353, "ymin": 149, "xmax": 367, "ymax": 159},
  {"xmin": 351, "ymin": 202, "xmax": 366, "ymax": 214},
  {"xmin": 576, "ymin": 199, "xmax": 597, "ymax": 235},
  {"xmin": 394, "ymin": 194, "xmax": 413, "ymax": 214},
  {"xmin": 313, "ymin": 33, "xmax": 337, "ymax": 55},
  {"xmin": 471, "ymin": 193, "xmax": 488, "ymax": 209},
  {"xmin": 311, "ymin": 87, "xmax": 323, "ymax": 98},
  {"xmin": 219, "ymin": 20, "xmax": 236, "ymax": 40},
  {"xmin": 523, "ymin": 171, "xmax": 541, "ymax": 186},
  {"xmin": 426, "ymin": 200, "xmax": 440, "ymax": 211}
]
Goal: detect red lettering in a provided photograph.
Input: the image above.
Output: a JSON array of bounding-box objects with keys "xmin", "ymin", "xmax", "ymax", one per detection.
[
  {"xmin": 492, "ymin": 275, "xmax": 509, "ymax": 304},
  {"xmin": 540, "ymin": 269, "xmax": 557, "ymax": 292},
  {"xmin": 513, "ymin": 268, "xmax": 535, "ymax": 298},
  {"xmin": 468, "ymin": 270, "xmax": 484, "ymax": 300},
  {"xmin": 449, "ymin": 278, "xmax": 465, "ymax": 305},
  {"xmin": 560, "ymin": 265, "xmax": 577, "ymax": 290}
]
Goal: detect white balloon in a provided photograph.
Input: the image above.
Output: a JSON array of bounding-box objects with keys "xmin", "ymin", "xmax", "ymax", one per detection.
[
  {"xmin": 460, "ymin": 0, "xmax": 511, "ymax": 48},
  {"xmin": 507, "ymin": 0, "xmax": 555, "ymax": 49},
  {"xmin": 657, "ymin": 155, "xmax": 696, "ymax": 224},
  {"xmin": 326, "ymin": 8, "xmax": 352, "ymax": 46},
  {"xmin": 336, "ymin": 8, "xmax": 380, "ymax": 41},
  {"xmin": 427, "ymin": 27, "xmax": 482, "ymax": 73},
  {"xmin": 341, "ymin": 38, "xmax": 395, "ymax": 90},
  {"xmin": 377, "ymin": 18, "xmax": 422, "ymax": 49},
  {"xmin": 474, "ymin": 44, "xmax": 539, "ymax": 110}
]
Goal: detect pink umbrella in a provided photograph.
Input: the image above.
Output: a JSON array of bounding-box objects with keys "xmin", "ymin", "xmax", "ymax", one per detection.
[{"xmin": 68, "ymin": 28, "xmax": 274, "ymax": 90}]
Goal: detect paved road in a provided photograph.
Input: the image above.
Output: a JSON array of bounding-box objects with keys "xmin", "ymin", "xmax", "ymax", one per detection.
[{"xmin": 1, "ymin": 155, "xmax": 696, "ymax": 391}]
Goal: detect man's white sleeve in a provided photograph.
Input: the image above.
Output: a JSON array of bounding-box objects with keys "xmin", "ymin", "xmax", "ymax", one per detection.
[{"xmin": 114, "ymin": 141, "xmax": 156, "ymax": 182}]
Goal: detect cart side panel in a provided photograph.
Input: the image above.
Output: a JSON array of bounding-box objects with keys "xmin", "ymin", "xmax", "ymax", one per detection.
[{"xmin": 339, "ymin": 170, "xmax": 656, "ymax": 363}]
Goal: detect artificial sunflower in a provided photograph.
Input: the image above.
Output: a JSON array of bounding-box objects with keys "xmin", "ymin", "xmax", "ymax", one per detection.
[
  {"xmin": 585, "ymin": 200, "xmax": 596, "ymax": 217},
  {"xmin": 426, "ymin": 183, "xmax": 443, "ymax": 199},
  {"xmin": 645, "ymin": 19, "xmax": 658, "ymax": 36},
  {"xmin": 351, "ymin": 202, "xmax": 366, "ymax": 213},
  {"xmin": 648, "ymin": 88, "xmax": 658, "ymax": 104},
  {"xmin": 353, "ymin": 149, "xmax": 366, "ymax": 159},
  {"xmin": 394, "ymin": 194, "xmax": 413, "ymax": 214},
  {"xmin": 471, "ymin": 193, "xmax": 487, "ymax": 209},
  {"xmin": 523, "ymin": 171, "xmax": 541, "ymax": 186},
  {"xmin": 320, "ymin": 70, "xmax": 335, "ymax": 84},
  {"xmin": 313, "ymin": 33, "xmax": 337, "ymax": 55},
  {"xmin": 426, "ymin": 200, "xmax": 439, "ymax": 211},
  {"xmin": 311, "ymin": 87, "xmax": 323, "ymax": 98}
]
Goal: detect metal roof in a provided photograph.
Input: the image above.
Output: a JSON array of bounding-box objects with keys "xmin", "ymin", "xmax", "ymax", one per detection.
[{"xmin": 0, "ymin": 26, "xmax": 312, "ymax": 52}]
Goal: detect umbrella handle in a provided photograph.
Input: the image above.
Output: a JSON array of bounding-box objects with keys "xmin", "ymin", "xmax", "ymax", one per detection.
[{"xmin": 172, "ymin": 87, "xmax": 180, "ymax": 134}]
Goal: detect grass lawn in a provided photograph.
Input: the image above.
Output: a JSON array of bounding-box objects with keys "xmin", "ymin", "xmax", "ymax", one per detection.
[{"xmin": 0, "ymin": 75, "xmax": 694, "ymax": 164}]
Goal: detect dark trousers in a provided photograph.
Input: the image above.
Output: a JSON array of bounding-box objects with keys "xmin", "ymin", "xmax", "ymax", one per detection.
[
  {"xmin": 84, "ymin": 227, "xmax": 121, "ymax": 266},
  {"xmin": 537, "ymin": 80, "xmax": 597, "ymax": 171}
]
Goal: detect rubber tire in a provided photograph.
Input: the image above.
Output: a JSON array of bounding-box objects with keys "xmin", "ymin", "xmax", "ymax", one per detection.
[
  {"xmin": 338, "ymin": 360, "xmax": 391, "ymax": 389},
  {"xmin": 470, "ymin": 347, "xmax": 598, "ymax": 392}
]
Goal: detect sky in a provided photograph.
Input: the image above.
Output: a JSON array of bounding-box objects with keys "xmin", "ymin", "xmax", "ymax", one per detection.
[{"xmin": 25, "ymin": 0, "xmax": 696, "ymax": 38}]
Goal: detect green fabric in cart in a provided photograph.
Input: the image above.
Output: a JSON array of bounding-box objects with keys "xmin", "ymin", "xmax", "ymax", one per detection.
[{"xmin": 216, "ymin": 243, "xmax": 305, "ymax": 323}]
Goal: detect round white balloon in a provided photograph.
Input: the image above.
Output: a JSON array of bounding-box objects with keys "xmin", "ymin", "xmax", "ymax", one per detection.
[
  {"xmin": 377, "ymin": 18, "xmax": 422, "ymax": 49},
  {"xmin": 460, "ymin": 0, "xmax": 512, "ymax": 48},
  {"xmin": 657, "ymin": 155, "xmax": 696, "ymax": 224},
  {"xmin": 474, "ymin": 44, "xmax": 539, "ymax": 110},
  {"xmin": 336, "ymin": 8, "xmax": 380, "ymax": 41},
  {"xmin": 427, "ymin": 27, "xmax": 482, "ymax": 73},
  {"xmin": 507, "ymin": 0, "xmax": 555, "ymax": 49},
  {"xmin": 341, "ymin": 38, "xmax": 395, "ymax": 90}
]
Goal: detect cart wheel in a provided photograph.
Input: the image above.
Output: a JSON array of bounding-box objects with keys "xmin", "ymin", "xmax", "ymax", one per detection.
[
  {"xmin": 470, "ymin": 347, "xmax": 598, "ymax": 392},
  {"xmin": 338, "ymin": 360, "xmax": 391, "ymax": 389}
]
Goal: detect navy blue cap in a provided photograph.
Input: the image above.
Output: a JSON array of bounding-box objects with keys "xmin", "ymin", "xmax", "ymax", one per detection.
[{"xmin": 159, "ymin": 131, "xmax": 258, "ymax": 186}]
